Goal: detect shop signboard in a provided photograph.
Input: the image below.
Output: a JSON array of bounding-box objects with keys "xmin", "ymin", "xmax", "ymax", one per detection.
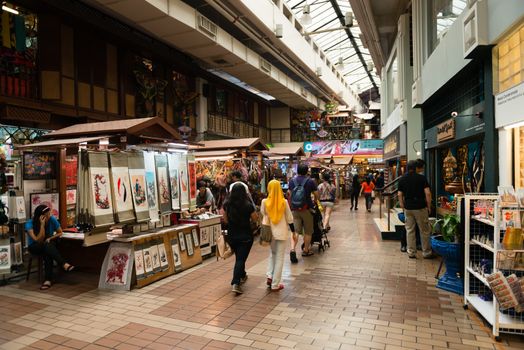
[
  {"xmin": 303, "ymin": 139, "xmax": 383, "ymax": 157},
  {"xmin": 383, "ymin": 125, "xmax": 406, "ymax": 160},
  {"xmin": 495, "ymin": 81, "xmax": 524, "ymax": 128},
  {"xmin": 425, "ymin": 115, "xmax": 484, "ymax": 149},
  {"xmin": 437, "ymin": 119, "xmax": 455, "ymax": 143}
]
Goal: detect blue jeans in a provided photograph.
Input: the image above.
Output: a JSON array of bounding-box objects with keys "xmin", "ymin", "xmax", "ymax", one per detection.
[
  {"xmin": 364, "ymin": 193, "xmax": 373, "ymax": 210},
  {"xmin": 229, "ymin": 238, "xmax": 253, "ymax": 285}
]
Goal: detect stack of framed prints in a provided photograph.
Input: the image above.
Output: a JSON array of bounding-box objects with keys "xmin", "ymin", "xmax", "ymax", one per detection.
[
  {"xmin": 179, "ymin": 215, "xmax": 222, "ymax": 259},
  {"xmin": 110, "ymin": 223, "xmax": 201, "ymax": 288}
]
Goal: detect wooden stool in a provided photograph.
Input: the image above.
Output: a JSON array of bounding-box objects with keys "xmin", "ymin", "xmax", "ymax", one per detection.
[{"xmin": 26, "ymin": 255, "xmax": 44, "ymax": 282}]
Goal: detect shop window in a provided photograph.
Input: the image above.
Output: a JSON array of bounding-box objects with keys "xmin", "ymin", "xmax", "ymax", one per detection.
[
  {"xmin": 386, "ymin": 52, "xmax": 399, "ymax": 114},
  {"xmin": 427, "ymin": 0, "xmax": 467, "ymax": 57},
  {"xmin": 0, "ymin": 4, "xmax": 38, "ymax": 98},
  {"xmin": 493, "ymin": 22, "xmax": 524, "ymax": 94}
]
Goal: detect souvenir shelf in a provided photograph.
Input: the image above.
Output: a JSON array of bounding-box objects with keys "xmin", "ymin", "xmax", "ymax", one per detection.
[
  {"xmin": 464, "ymin": 194, "xmax": 524, "ymax": 339},
  {"xmin": 179, "ymin": 214, "xmax": 221, "ymax": 259}
]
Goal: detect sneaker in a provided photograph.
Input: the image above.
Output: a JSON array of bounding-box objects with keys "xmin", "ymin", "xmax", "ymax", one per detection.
[
  {"xmin": 232, "ymin": 284, "xmax": 243, "ymax": 294},
  {"xmin": 350, "ymin": 206, "xmax": 353, "ymax": 210},
  {"xmin": 290, "ymin": 250, "xmax": 298, "ymax": 264},
  {"xmin": 355, "ymin": 207, "xmax": 358, "ymax": 210},
  {"xmin": 400, "ymin": 245, "xmax": 407, "ymax": 253},
  {"xmin": 240, "ymin": 275, "xmax": 248, "ymax": 285}
]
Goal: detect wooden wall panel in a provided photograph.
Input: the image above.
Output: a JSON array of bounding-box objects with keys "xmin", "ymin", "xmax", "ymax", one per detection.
[
  {"xmin": 106, "ymin": 44, "xmax": 118, "ymax": 90},
  {"xmin": 107, "ymin": 90, "xmax": 118, "ymax": 114},
  {"xmin": 93, "ymin": 86, "xmax": 105, "ymax": 111},
  {"xmin": 60, "ymin": 77, "xmax": 75, "ymax": 106},
  {"xmin": 61, "ymin": 25, "xmax": 74, "ymax": 78},
  {"xmin": 125, "ymin": 94, "xmax": 135, "ymax": 117},
  {"xmin": 40, "ymin": 71, "xmax": 61, "ymax": 100},
  {"xmin": 78, "ymin": 82, "xmax": 91, "ymax": 109}
]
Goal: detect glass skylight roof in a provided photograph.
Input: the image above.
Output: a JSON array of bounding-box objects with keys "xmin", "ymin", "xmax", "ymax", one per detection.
[{"xmin": 284, "ymin": 0, "xmax": 379, "ymax": 92}]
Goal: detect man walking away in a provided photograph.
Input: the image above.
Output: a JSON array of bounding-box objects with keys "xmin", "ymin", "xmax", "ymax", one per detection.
[
  {"xmin": 398, "ymin": 160, "xmax": 433, "ymax": 259},
  {"xmin": 288, "ymin": 163, "xmax": 319, "ymax": 262},
  {"xmin": 350, "ymin": 174, "xmax": 360, "ymax": 210}
]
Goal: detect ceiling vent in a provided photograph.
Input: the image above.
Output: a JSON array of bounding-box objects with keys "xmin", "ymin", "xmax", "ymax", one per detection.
[
  {"xmin": 260, "ymin": 58, "xmax": 272, "ymax": 74},
  {"xmin": 197, "ymin": 14, "xmax": 217, "ymax": 40}
]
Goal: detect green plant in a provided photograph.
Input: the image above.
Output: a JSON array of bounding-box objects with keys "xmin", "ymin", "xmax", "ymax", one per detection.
[{"xmin": 433, "ymin": 214, "xmax": 460, "ymax": 243}]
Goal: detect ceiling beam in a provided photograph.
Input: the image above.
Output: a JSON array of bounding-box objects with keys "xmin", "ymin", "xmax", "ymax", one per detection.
[{"xmin": 328, "ymin": 0, "xmax": 377, "ymax": 89}]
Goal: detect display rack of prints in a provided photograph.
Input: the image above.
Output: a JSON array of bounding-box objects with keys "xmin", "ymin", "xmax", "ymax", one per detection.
[
  {"xmin": 88, "ymin": 152, "xmax": 114, "ymax": 227},
  {"xmin": 0, "ymin": 241, "xmax": 11, "ymax": 273},
  {"xmin": 144, "ymin": 151, "xmax": 160, "ymax": 222},
  {"xmin": 109, "ymin": 152, "xmax": 135, "ymax": 223},
  {"xmin": 464, "ymin": 193, "xmax": 524, "ymax": 339},
  {"xmin": 185, "ymin": 233, "xmax": 194, "ymax": 256},
  {"xmin": 179, "ymin": 153, "xmax": 190, "ymax": 210},
  {"xmin": 128, "ymin": 152, "xmax": 150, "ymax": 222},
  {"xmin": 167, "ymin": 153, "xmax": 180, "ymax": 210},
  {"xmin": 155, "ymin": 154, "xmax": 171, "ymax": 214},
  {"xmin": 98, "ymin": 242, "xmax": 134, "ymax": 290}
]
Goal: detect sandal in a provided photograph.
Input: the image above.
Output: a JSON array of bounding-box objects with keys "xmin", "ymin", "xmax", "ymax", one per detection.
[
  {"xmin": 64, "ymin": 264, "xmax": 75, "ymax": 272},
  {"xmin": 271, "ymin": 284, "xmax": 284, "ymax": 291},
  {"xmin": 40, "ymin": 281, "xmax": 52, "ymax": 290},
  {"xmin": 301, "ymin": 251, "xmax": 314, "ymax": 257},
  {"xmin": 266, "ymin": 277, "xmax": 272, "ymax": 287}
]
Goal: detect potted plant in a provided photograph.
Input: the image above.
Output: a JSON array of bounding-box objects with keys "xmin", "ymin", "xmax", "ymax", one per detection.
[{"xmin": 431, "ymin": 214, "xmax": 463, "ymax": 295}]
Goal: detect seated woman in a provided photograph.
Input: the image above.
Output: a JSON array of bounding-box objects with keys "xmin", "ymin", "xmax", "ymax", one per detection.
[{"xmin": 25, "ymin": 204, "xmax": 74, "ymax": 290}]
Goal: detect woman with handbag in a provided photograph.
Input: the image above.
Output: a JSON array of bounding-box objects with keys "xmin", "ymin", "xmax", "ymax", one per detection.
[
  {"xmin": 223, "ymin": 183, "xmax": 258, "ymax": 295},
  {"xmin": 261, "ymin": 180, "xmax": 295, "ymax": 291}
]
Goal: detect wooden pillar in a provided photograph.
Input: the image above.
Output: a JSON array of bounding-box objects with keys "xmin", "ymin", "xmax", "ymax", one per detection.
[{"xmin": 59, "ymin": 147, "xmax": 67, "ymax": 226}]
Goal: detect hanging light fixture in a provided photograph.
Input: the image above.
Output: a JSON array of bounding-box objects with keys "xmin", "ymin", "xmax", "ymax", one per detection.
[
  {"xmin": 301, "ymin": 3, "xmax": 312, "ymax": 26},
  {"xmin": 337, "ymin": 57, "xmax": 345, "ymax": 70}
]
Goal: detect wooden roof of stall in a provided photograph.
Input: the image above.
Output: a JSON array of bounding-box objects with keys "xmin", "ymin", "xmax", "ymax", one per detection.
[
  {"xmin": 17, "ymin": 136, "xmax": 110, "ymax": 149},
  {"xmin": 43, "ymin": 117, "xmax": 182, "ymax": 141},
  {"xmin": 192, "ymin": 138, "xmax": 268, "ymax": 152},
  {"xmin": 194, "ymin": 150, "xmax": 238, "ymax": 158},
  {"xmin": 265, "ymin": 145, "xmax": 305, "ymax": 157}
]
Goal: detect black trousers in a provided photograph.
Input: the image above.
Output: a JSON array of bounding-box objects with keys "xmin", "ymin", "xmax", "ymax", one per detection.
[
  {"xmin": 28, "ymin": 241, "xmax": 65, "ymax": 281},
  {"xmin": 350, "ymin": 192, "xmax": 359, "ymax": 208},
  {"xmin": 364, "ymin": 193, "xmax": 373, "ymax": 210},
  {"xmin": 229, "ymin": 238, "xmax": 253, "ymax": 285}
]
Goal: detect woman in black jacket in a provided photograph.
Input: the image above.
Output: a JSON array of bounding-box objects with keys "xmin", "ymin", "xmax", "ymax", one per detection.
[{"xmin": 223, "ymin": 183, "xmax": 258, "ymax": 295}]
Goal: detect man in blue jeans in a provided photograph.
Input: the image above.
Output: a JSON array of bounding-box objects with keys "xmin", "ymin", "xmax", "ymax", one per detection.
[{"xmin": 288, "ymin": 163, "xmax": 319, "ymax": 263}]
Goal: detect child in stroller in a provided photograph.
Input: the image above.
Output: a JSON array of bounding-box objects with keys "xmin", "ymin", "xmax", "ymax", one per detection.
[{"xmin": 302, "ymin": 205, "xmax": 330, "ymax": 252}]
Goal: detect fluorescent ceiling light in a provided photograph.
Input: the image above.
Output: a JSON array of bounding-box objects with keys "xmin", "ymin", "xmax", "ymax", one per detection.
[{"xmin": 2, "ymin": 5, "xmax": 19, "ymax": 15}]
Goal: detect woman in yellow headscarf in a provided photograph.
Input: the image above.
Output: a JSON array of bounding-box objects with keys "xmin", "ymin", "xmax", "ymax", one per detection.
[{"xmin": 261, "ymin": 180, "xmax": 295, "ymax": 291}]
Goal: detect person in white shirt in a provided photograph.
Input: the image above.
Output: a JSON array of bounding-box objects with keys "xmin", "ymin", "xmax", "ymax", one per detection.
[{"xmin": 261, "ymin": 179, "xmax": 295, "ymax": 291}]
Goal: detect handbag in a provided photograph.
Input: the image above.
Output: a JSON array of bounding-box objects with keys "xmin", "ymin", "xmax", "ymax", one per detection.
[
  {"xmin": 216, "ymin": 230, "xmax": 233, "ymax": 260},
  {"xmin": 259, "ymin": 204, "xmax": 272, "ymax": 246}
]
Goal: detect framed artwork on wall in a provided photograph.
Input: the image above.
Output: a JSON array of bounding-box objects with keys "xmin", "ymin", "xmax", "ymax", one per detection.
[
  {"xmin": 185, "ymin": 233, "xmax": 194, "ymax": 256},
  {"xmin": 23, "ymin": 152, "xmax": 56, "ymax": 180},
  {"xmin": 30, "ymin": 193, "xmax": 59, "ymax": 219}
]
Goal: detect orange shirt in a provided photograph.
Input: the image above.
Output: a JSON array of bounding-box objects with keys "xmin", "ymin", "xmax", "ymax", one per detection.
[{"xmin": 361, "ymin": 181, "xmax": 375, "ymax": 194}]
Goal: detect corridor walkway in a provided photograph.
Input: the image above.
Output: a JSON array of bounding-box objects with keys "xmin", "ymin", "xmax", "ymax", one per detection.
[{"xmin": 1, "ymin": 201, "xmax": 523, "ymax": 350}]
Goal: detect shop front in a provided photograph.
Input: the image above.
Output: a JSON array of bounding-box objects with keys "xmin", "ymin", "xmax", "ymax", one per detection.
[
  {"xmin": 493, "ymin": 20, "xmax": 524, "ymax": 189},
  {"xmin": 383, "ymin": 123, "xmax": 407, "ymax": 184},
  {"xmin": 425, "ymin": 116, "xmax": 485, "ymax": 216}
]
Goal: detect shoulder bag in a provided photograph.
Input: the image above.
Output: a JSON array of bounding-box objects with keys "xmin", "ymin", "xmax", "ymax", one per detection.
[
  {"xmin": 216, "ymin": 230, "xmax": 233, "ymax": 260},
  {"xmin": 259, "ymin": 202, "xmax": 272, "ymax": 246}
]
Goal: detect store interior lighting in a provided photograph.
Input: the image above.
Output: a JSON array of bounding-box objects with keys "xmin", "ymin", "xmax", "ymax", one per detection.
[
  {"xmin": 2, "ymin": 4, "xmax": 19, "ymax": 15},
  {"xmin": 412, "ymin": 139, "xmax": 426, "ymax": 156}
]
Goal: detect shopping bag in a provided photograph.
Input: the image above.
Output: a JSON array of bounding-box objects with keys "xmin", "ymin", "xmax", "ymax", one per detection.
[{"xmin": 216, "ymin": 230, "xmax": 233, "ymax": 260}]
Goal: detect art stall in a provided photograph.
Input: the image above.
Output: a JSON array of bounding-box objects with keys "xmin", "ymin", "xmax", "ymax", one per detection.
[{"xmin": 16, "ymin": 118, "xmax": 214, "ymax": 290}]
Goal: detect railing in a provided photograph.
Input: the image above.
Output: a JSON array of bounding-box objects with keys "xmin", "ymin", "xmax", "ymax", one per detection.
[
  {"xmin": 207, "ymin": 113, "xmax": 270, "ymax": 143},
  {"xmin": 376, "ymin": 177, "xmax": 402, "ymax": 231}
]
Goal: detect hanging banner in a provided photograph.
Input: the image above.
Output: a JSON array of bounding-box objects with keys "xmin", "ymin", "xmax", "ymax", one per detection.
[
  {"xmin": 144, "ymin": 151, "xmax": 160, "ymax": 223},
  {"xmin": 303, "ymin": 139, "xmax": 383, "ymax": 156},
  {"xmin": 128, "ymin": 152, "xmax": 150, "ymax": 222},
  {"xmin": 155, "ymin": 154, "xmax": 171, "ymax": 214},
  {"xmin": 88, "ymin": 152, "xmax": 114, "ymax": 227},
  {"xmin": 109, "ymin": 152, "xmax": 135, "ymax": 223},
  {"xmin": 180, "ymin": 153, "xmax": 190, "ymax": 210},
  {"xmin": 188, "ymin": 154, "xmax": 197, "ymax": 211},
  {"xmin": 167, "ymin": 153, "xmax": 180, "ymax": 211}
]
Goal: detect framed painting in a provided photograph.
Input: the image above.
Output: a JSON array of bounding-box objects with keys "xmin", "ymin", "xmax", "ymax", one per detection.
[
  {"xmin": 23, "ymin": 152, "xmax": 57, "ymax": 180},
  {"xmin": 134, "ymin": 249, "xmax": 146, "ymax": 280},
  {"xmin": 0, "ymin": 244, "xmax": 10, "ymax": 273},
  {"xmin": 98, "ymin": 242, "xmax": 134, "ymax": 291},
  {"xmin": 192, "ymin": 228, "xmax": 199, "ymax": 247},
  {"xmin": 178, "ymin": 232, "xmax": 186, "ymax": 251},
  {"xmin": 171, "ymin": 239, "xmax": 181, "ymax": 268},
  {"xmin": 185, "ymin": 233, "xmax": 194, "ymax": 256},
  {"xmin": 65, "ymin": 155, "xmax": 78, "ymax": 186},
  {"xmin": 30, "ymin": 193, "xmax": 59, "ymax": 219}
]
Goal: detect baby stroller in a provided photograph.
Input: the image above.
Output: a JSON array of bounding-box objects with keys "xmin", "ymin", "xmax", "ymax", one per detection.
[{"xmin": 303, "ymin": 206, "xmax": 330, "ymax": 252}]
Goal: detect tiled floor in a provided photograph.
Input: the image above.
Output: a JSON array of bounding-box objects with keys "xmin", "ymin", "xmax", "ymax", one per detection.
[{"xmin": 1, "ymin": 200, "xmax": 524, "ymax": 350}]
